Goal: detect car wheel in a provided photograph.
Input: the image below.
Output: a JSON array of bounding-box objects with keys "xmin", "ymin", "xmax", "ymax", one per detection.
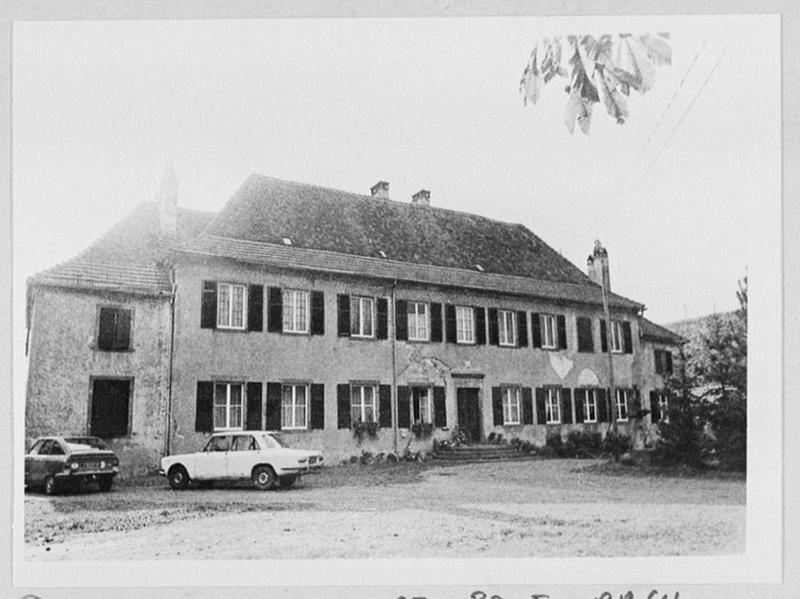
[
  {"xmin": 168, "ymin": 465, "xmax": 189, "ymax": 490},
  {"xmin": 44, "ymin": 476, "xmax": 58, "ymax": 496},
  {"xmin": 98, "ymin": 476, "xmax": 113, "ymax": 492},
  {"xmin": 252, "ymin": 465, "xmax": 276, "ymax": 491},
  {"xmin": 279, "ymin": 475, "xmax": 297, "ymax": 489}
]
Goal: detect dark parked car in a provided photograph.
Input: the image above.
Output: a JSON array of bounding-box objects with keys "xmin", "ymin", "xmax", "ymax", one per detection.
[{"xmin": 25, "ymin": 436, "xmax": 120, "ymax": 495}]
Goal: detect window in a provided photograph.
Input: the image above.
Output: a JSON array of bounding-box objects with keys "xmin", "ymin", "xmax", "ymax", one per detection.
[
  {"xmin": 498, "ymin": 310, "xmax": 517, "ymax": 346},
  {"xmin": 577, "ymin": 316, "xmax": 594, "ymax": 353},
  {"xmin": 654, "ymin": 349, "xmax": 673, "ymax": 375},
  {"xmin": 412, "ymin": 387, "xmax": 432, "ymax": 423},
  {"xmin": 90, "ymin": 378, "xmax": 130, "ymax": 438},
  {"xmin": 545, "ymin": 388, "xmax": 561, "ymax": 424},
  {"xmin": 350, "ymin": 384, "xmax": 377, "ymax": 423},
  {"xmin": 214, "ymin": 383, "xmax": 243, "ymax": 430},
  {"xmin": 231, "ymin": 435, "xmax": 257, "ymax": 451},
  {"xmin": 282, "ymin": 384, "xmax": 308, "ymax": 430},
  {"xmin": 407, "ymin": 302, "xmax": 429, "ymax": 341},
  {"xmin": 455, "ymin": 306, "xmax": 475, "ymax": 343},
  {"xmin": 350, "ymin": 296, "xmax": 375, "ymax": 338},
  {"xmin": 657, "ymin": 393, "xmax": 670, "ymax": 423},
  {"xmin": 217, "ymin": 283, "xmax": 246, "ymax": 329},
  {"xmin": 615, "ymin": 389, "xmax": 629, "ymax": 422},
  {"xmin": 502, "ymin": 387, "xmax": 521, "ymax": 425},
  {"xmin": 583, "ymin": 389, "xmax": 598, "ymax": 423},
  {"xmin": 97, "ymin": 307, "xmax": 132, "ymax": 351},
  {"xmin": 282, "ymin": 289, "xmax": 309, "ymax": 333},
  {"xmin": 611, "ymin": 320, "xmax": 624, "ymax": 353},
  {"xmin": 540, "ymin": 314, "xmax": 557, "ymax": 349}
]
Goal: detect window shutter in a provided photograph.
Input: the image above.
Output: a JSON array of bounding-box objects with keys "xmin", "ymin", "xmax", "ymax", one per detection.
[
  {"xmin": 337, "ymin": 384, "xmax": 351, "ymax": 429},
  {"xmin": 488, "ymin": 308, "xmax": 499, "ymax": 345},
  {"xmin": 475, "ymin": 307, "xmax": 486, "ymax": 345},
  {"xmin": 248, "ymin": 285, "xmax": 264, "ymax": 332},
  {"xmin": 577, "ymin": 317, "xmax": 594, "ymax": 353},
  {"xmin": 561, "ymin": 388, "xmax": 573, "ymax": 424},
  {"xmin": 337, "ymin": 295, "xmax": 350, "ymax": 337},
  {"xmin": 574, "ymin": 389, "xmax": 585, "ymax": 422},
  {"xmin": 597, "ymin": 388, "xmax": 609, "ymax": 422},
  {"xmin": 649, "ymin": 391, "xmax": 659, "ymax": 423},
  {"xmin": 267, "ymin": 287, "xmax": 283, "ymax": 333},
  {"xmin": 531, "ymin": 312, "xmax": 542, "ymax": 348},
  {"xmin": 522, "ymin": 387, "xmax": 533, "ymax": 425},
  {"xmin": 632, "ymin": 385, "xmax": 641, "ymax": 413},
  {"xmin": 195, "ymin": 381, "xmax": 214, "ymax": 432},
  {"xmin": 376, "ymin": 297, "xmax": 389, "ymax": 339},
  {"xmin": 200, "ymin": 281, "xmax": 217, "ymax": 329},
  {"xmin": 445, "ymin": 304, "xmax": 457, "ymax": 343},
  {"xmin": 666, "ymin": 351, "xmax": 673, "ymax": 374},
  {"xmin": 433, "ymin": 386, "xmax": 446, "ymax": 427},
  {"xmin": 492, "ymin": 387, "xmax": 503, "ymax": 426},
  {"xmin": 310, "ymin": 291, "xmax": 325, "ymax": 335},
  {"xmin": 517, "ymin": 311, "xmax": 528, "ymax": 347},
  {"xmin": 265, "ymin": 383, "xmax": 282, "ymax": 430},
  {"xmin": 430, "ymin": 303, "xmax": 443, "ymax": 342},
  {"xmin": 600, "ymin": 320, "xmax": 608, "ymax": 353},
  {"xmin": 98, "ymin": 308, "xmax": 115, "ymax": 349},
  {"xmin": 557, "ymin": 314, "xmax": 568, "ymax": 350},
  {"xmin": 378, "ymin": 385, "xmax": 392, "ymax": 428},
  {"xmin": 397, "ymin": 386, "xmax": 410, "ymax": 428},
  {"xmin": 245, "ymin": 382, "xmax": 263, "ymax": 430},
  {"xmin": 623, "ymin": 321, "xmax": 633, "ymax": 354},
  {"xmin": 412, "ymin": 392, "xmax": 420, "ymax": 423},
  {"xmin": 310, "ymin": 384, "xmax": 325, "ymax": 429},
  {"xmin": 395, "ymin": 299, "xmax": 408, "ymax": 341},
  {"xmin": 654, "ymin": 349, "xmax": 663, "ymax": 374},
  {"xmin": 535, "ymin": 388, "xmax": 546, "ymax": 425},
  {"xmin": 117, "ymin": 310, "xmax": 132, "ymax": 350}
]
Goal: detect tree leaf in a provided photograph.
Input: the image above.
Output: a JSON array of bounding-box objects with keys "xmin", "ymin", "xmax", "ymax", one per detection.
[
  {"xmin": 564, "ymin": 89, "xmax": 592, "ymax": 134},
  {"xmin": 641, "ymin": 34, "xmax": 672, "ymax": 66},
  {"xmin": 595, "ymin": 68, "xmax": 629, "ymax": 124}
]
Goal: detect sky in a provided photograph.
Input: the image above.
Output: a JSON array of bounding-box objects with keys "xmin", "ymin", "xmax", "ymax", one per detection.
[{"xmin": 11, "ymin": 15, "xmax": 780, "ymax": 399}]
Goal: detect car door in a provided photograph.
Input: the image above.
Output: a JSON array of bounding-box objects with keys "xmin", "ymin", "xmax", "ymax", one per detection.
[
  {"xmin": 227, "ymin": 434, "xmax": 258, "ymax": 478},
  {"xmin": 25, "ymin": 439, "xmax": 47, "ymax": 485},
  {"xmin": 194, "ymin": 435, "xmax": 231, "ymax": 480}
]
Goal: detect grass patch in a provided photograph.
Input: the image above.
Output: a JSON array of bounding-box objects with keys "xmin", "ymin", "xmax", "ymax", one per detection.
[{"xmin": 576, "ymin": 461, "xmax": 746, "ymax": 481}]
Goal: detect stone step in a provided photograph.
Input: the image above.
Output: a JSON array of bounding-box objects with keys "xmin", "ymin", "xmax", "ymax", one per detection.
[{"xmin": 432, "ymin": 444, "xmax": 525, "ymax": 462}]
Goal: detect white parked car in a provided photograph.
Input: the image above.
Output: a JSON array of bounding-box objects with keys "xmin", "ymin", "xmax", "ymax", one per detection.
[{"xmin": 160, "ymin": 431, "xmax": 323, "ymax": 490}]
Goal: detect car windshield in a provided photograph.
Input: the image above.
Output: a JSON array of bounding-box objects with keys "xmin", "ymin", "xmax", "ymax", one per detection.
[
  {"xmin": 64, "ymin": 437, "xmax": 107, "ymax": 449},
  {"xmin": 258, "ymin": 433, "xmax": 287, "ymax": 449}
]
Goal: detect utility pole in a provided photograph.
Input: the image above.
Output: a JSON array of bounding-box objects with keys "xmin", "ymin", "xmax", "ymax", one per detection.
[
  {"xmin": 592, "ymin": 241, "xmax": 617, "ymax": 429},
  {"xmin": 390, "ymin": 281, "xmax": 398, "ymax": 454}
]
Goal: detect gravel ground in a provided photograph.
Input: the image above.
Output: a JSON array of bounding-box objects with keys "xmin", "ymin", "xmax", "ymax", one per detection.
[{"xmin": 24, "ymin": 458, "xmax": 746, "ymax": 560}]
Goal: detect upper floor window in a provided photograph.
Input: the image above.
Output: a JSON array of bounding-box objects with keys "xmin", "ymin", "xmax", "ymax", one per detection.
[
  {"xmin": 540, "ymin": 314, "xmax": 557, "ymax": 349},
  {"xmin": 217, "ymin": 283, "xmax": 247, "ymax": 329},
  {"xmin": 350, "ymin": 296, "xmax": 375, "ymax": 338},
  {"xmin": 544, "ymin": 388, "xmax": 561, "ymax": 424},
  {"xmin": 214, "ymin": 382, "xmax": 243, "ymax": 430},
  {"xmin": 350, "ymin": 384, "xmax": 377, "ymax": 423},
  {"xmin": 498, "ymin": 310, "xmax": 517, "ymax": 347},
  {"xmin": 97, "ymin": 307, "xmax": 132, "ymax": 351},
  {"xmin": 407, "ymin": 301, "xmax": 429, "ymax": 341},
  {"xmin": 282, "ymin": 383, "xmax": 308, "ymax": 430},
  {"xmin": 615, "ymin": 388, "xmax": 629, "ymax": 422},
  {"xmin": 456, "ymin": 306, "xmax": 475, "ymax": 344},
  {"xmin": 654, "ymin": 349, "xmax": 674, "ymax": 375},
  {"xmin": 282, "ymin": 289, "xmax": 309, "ymax": 334},
  {"xmin": 502, "ymin": 387, "xmax": 521, "ymax": 425},
  {"xmin": 611, "ymin": 320, "xmax": 624, "ymax": 353}
]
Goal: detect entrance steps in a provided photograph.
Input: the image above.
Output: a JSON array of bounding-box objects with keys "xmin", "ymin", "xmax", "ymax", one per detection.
[{"xmin": 431, "ymin": 444, "xmax": 528, "ymax": 463}]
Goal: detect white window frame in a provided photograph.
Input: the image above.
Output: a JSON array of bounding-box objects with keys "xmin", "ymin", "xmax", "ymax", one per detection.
[
  {"xmin": 407, "ymin": 301, "xmax": 430, "ymax": 342},
  {"xmin": 502, "ymin": 387, "xmax": 521, "ymax": 425},
  {"xmin": 282, "ymin": 289, "xmax": 310, "ymax": 334},
  {"xmin": 545, "ymin": 388, "xmax": 561, "ymax": 424},
  {"xmin": 540, "ymin": 314, "xmax": 557, "ymax": 349},
  {"xmin": 615, "ymin": 388, "xmax": 629, "ymax": 422},
  {"xmin": 412, "ymin": 387, "xmax": 432, "ymax": 424},
  {"xmin": 657, "ymin": 393, "xmax": 670, "ymax": 423},
  {"xmin": 350, "ymin": 384, "xmax": 377, "ymax": 423},
  {"xmin": 281, "ymin": 383, "xmax": 309, "ymax": 430},
  {"xmin": 216, "ymin": 283, "xmax": 247, "ymax": 330},
  {"xmin": 611, "ymin": 320, "xmax": 624, "ymax": 353},
  {"xmin": 583, "ymin": 389, "xmax": 598, "ymax": 423},
  {"xmin": 350, "ymin": 296, "xmax": 375, "ymax": 338},
  {"xmin": 498, "ymin": 310, "xmax": 517, "ymax": 347},
  {"xmin": 213, "ymin": 382, "xmax": 244, "ymax": 431},
  {"xmin": 455, "ymin": 306, "xmax": 475, "ymax": 344}
]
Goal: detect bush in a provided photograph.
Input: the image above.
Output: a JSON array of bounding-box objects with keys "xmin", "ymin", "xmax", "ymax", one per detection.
[
  {"xmin": 653, "ymin": 398, "xmax": 705, "ymax": 468},
  {"xmin": 706, "ymin": 390, "xmax": 747, "ymax": 471},
  {"xmin": 545, "ymin": 431, "xmax": 565, "ymax": 457},
  {"xmin": 411, "ymin": 421, "xmax": 434, "ymax": 439},
  {"xmin": 352, "ymin": 421, "xmax": 380, "ymax": 445},
  {"xmin": 564, "ymin": 430, "xmax": 603, "ymax": 458},
  {"xmin": 602, "ymin": 428, "xmax": 632, "ymax": 460}
]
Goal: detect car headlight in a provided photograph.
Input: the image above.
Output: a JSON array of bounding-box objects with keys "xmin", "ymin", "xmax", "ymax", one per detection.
[
  {"xmin": 100, "ymin": 461, "xmax": 106, "ymax": 469},
  {"xmin": 70, "ymin": 462, "xmax": 79, "ymax": 470},
  {"xmin": 297, "ymin": 457, "xmax": 308, "ymax": 464}
]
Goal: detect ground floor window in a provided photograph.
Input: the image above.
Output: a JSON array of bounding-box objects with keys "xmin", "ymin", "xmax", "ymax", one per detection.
[
  {"xmin": 502, "ymin": 387, "xmax": 521, "ymax": 425},
  {"xmin": 412, "ymin": 387, "xmax": 432, "ymax": 424},
  {"xmin": 583, "ymin": 389, "xmax": 598, "ymax": 423},
  {"xmin": 545, "ymin": 388, "xmax": 561, "ymax": 424},
  {"xmin": 90, "ymin": 378, "xmax": 131, "ymax": 438},
  {"xmin": 351, "ymin": 384, "xmax": 377, "ymax": 423},
  {"xmin": 657, "ymin": 393, "xmax": 670, "ymax": 423},
  {"xmin": 615, "ymin": 388, "xmax": 629, "ymax": 422},
  {"xmin": 282, "ymin": 384, "xmax": 308, "ymax": 429},
  {"xmin": 214, "ymin": 382, "xmax": 243, "ymax": 430}
]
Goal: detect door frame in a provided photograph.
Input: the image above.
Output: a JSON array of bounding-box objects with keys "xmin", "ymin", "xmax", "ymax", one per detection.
[
  {"xmin": 456, "ymin": 386, "xmax": 483, "ymax": 444},
  {"xmin": 87, "ymin": 375, "xmax": 134, "ymax": 438}
]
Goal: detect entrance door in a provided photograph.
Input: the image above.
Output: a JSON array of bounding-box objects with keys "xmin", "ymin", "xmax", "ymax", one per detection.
[
  {"xmin": 90, "ymin": 379, "xmax": 131, "ymax": 438},
  {"xmin": 456, "ymin": 388, "xmax": 481, "ymax": 443}
]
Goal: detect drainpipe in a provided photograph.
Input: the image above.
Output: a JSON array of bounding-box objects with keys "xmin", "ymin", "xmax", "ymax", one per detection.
[
  {"xmin": 390, "ymin": 280, "xmax": 398, "ymax": 455},
  {"xmin": 600, "ymin": 276, "xmax": 617, "ymax": 430},
  {"xmin": 164, "ymin": 271, "xmax": 177, "ymax": 457}
]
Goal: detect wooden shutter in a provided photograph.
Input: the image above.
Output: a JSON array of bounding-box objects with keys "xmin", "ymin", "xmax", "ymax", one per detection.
[
  {"xmin": 267, "ymin": 287, "xmax": 283, "ymax": 333},
  {"xmin": 337, "ymin": 384, "xmax": 351, "ymax": 429},
  {"xmin": 654, "ymin": 349, "xmax": 663, "ymax": 375},
  {"xmin": 378, "ymin": 385, "xmax": 392, "ymax": 428},
  {"xmin": 445, "ymin": 304, "xmax": 457, "ymax": 343},
  {"xmin": 666, "ymin": 351, "xmax": 673, "ymax": 374},
  {"xmin": 195, "ymin": 381, "xmax": 214, "ymax": 432},
  {"xmin": 574, "ymin": 388, "xmax": 585, "ymax": 422},
  {"xmin": 531, "ymin": 312, "xmax": 542, "ymax": 348},
  {"xmin": 517, "ymin": 311, "xmax": 528, "ymax": 347},
  {"xmin": 310, "ymin": 291, "xmax": 325, "ymax": 335},
  {"xmin": 337, "ymin": 294, "xmax": 350, "ymax": 337},
  {"xmin": 522, "ymin": 387, "xmax": 533, "ymax": 425},
  {"xmin": 557, "ymin": 314, "xmax": 568, "ymax": 350},
  {"xmin": 265, "ymin": 383, "xmax": 282, "ymax": 430},
  {"xmin": 430, "ymin": 303, "xmax": 443, "ymax": 342},
  {"xmin": 600, "ymin": 320, "xmax": 608, "ymax": 352},
  {"xmin": 561, "ymin": 388, "xmax": 573, "ymax": 424},
  {"xmin": 376, "ymin": 297, "xmax": 389, "ymax": 339},
  {"xmin": 577, "ymin": 317, "xmax": 594, "ymax": 353},
  {"xmin": 597, "ymin": 388, "xmax": 608, "ymax": 422},
  {"xmin": 649, "ymin": 391, "xmax": 659, "ymax": 422},
  {"xmin": 492, "ymin": 387, "xmax": 503, "ymax": 426},
  {"xmin": 98, "ymin": 308, "xmax": 115, "ymax": 349},
  {"xmin": 245, "ymin": 382, "xmax": 263, "ymax": 430},
  {"xmin": 535, "ymin": 388, "xmax": 546, "ymax": 425},
  {"xmin": 200, "ymin": 281, "xmax": 217, "ymax": 329},
  {"xmin": 488, "ymin": 308, "xmax": 499, "ymax": 345},
  {"xmin": 433, "ymin": 386, "xmax": 446, "ymax": 427},
  {"xmin": 397, "ymin": 386, "xmax": 410, "ymax": 428},
  {"xmin": 248, "ymin": 285, "xmax": 264, "ymax": 332},
  {"xmin": 310, "ymin": 384, "xmax": 325, "ymax": 429},
  {"xmin": 395, "ymin": 299, "xmax": 408, "ymax": 341},
  {"xmin": 623, "ymin": 321, "xmax": 633, "ymax": 354},
  {"xmin": 115, "ymin": 310, "xmax": 132, "ymax": 350},
  {"xmin": 412, "ymin": 390, "xmax": 420, "ymax": 423},
  {"xmin": 475, "ymin": 307, "xmax": 486, "ymax": 345}
]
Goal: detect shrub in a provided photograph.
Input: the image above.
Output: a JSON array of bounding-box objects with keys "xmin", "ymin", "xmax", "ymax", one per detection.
[
  {"xmin": 536, "ymin": 444, "xmax": 557, "ymax": 458},
  {"xmin": 545, "ymin": 431, "xmax": 565, "ymax": 457},
  {"xmin": 564, "ymin": 430, "xmax": 603, "ymax": 458},
  {"xmin": 709, "ymin": 391, "xmax": 746, "ymax": 471},
  {"xmin": 411, "ymin": 421, "xmax": 434, "ymax": 439},
  {"xmin": 653, "ymin": 397, "xmax": 705, "ymax": 468},
  {"xmin": 352, "ymin": 420, "xmax": 380, "ymax": 445},
  {"xmin": 602, "ymin": 428, "xmax": 632, "ymax": 460}
]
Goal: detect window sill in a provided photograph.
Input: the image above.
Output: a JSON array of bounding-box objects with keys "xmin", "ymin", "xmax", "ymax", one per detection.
[
  {"xmin": 456, "ymin": 340, "xmax": 476, "ymax": 345},
  {"xmin": 282, "ymin": 329, "xmax": 310, "ymax": 336},
  {"xmin": 94, "ymin": 347, "xmax": 134, "ymax": 353},
  {"xmin": 213, "ymin": 327, "xmax": 248, "ymax": 333}
]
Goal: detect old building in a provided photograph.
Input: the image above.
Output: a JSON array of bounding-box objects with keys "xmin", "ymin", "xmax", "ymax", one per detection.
[{"xmin": 26, "ymin": 171, "xmax": 684, "ymax": 474}]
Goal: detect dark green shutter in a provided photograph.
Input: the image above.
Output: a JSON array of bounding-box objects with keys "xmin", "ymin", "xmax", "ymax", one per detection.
[
  {"xmin": 535, "ymin": 388, "xmax": 546, "ymax": 425},
  {"xmin": 574, "ymin": 389, "xmax": 585, "ymax": 422},
  {"xmin": 337, "ymin": 384, "xmax": 351, "ymax": 429},
  {"xmin": 248, "ymin": 285, "xmax": 263, "ymax": 332},
  {"xmin": 310, "ymin": 384, "xmax": 325, "ymax": 429},
  {"xmin": 561, "ymin": 388, "xmax": 573, "ymax": 424},
  {"xmin": 649, "ymin": 391, "xmax": 659, "ymax": 422},
  {"xmin": 522, "ymin": 387, "xmax": 533, "ymax": 425},
  {"xmin": 557, "ymin": 314, "xmax": 568, "ymax": 350},
  {"xmin": 267, "ymin": 287, "xmax": 283, "ymax": 333},
  {"xmin": 666, "ymin": 351, "xmax": 673, "ymax": 374},
  {"xmin": 531, "ymin": 312, "xmax": 542, "ymax": 348},
  {"xmin": 395, "ymin": 299, "xmax": 408, "ymax": 341},
  {"xmin": 517, "ymin": 311, "xmax": 528, "ymax": 347},
  {"xmin": 577, "ymin": 317, "xmax": 594, "ymax": 353},
  {"xmin": 475, "ymin": 307, "xmax": 486, "ymax": 345},
  {"xmin": 200, "ymin": 281, "xmax": 217, "ymax": 329},
  {"xmin": 379, "ymin": 385, "xmax": 392, "ymax": 428},
  {"xmin": 246, "ymin": 382, "xmax": 262, "ymax": 430},
  {"xmin": 488, "ymin": 308, "xmax": 499, "ymax": 345},
  {"xmin": 195, "ymin": 381, "xmax": 214, "ymax": 432},
  {"xmin": 597, "ymin": 388, "xmax": 609, "ymax": 422},
  {"xmin": 337, "ymin": 295, "xmax": 350, "ymax": 337},
  {"xmin": 600, "ymin": 320, "xmax": 608, "ymax": 352},
  {"xmin": 412, "ymin": 391, "xmax": 420, "ymax": 423},
  {"xmin": 376, "ymin": 297, "xmax": 388, "ymax": 339},
  {"xmin": 265, "ymin": 383, "xmax": 282, "ymax": 430},
  {"xmin": 397, "ymin": 386, "xmax": 410, "ymax": 428},
  {"xmin": 445, "ymin": 304, "xmax": 457, "ymax": 343},
  {"xmin": 310, "ymin": 291, "xmax": 325, "ymax": 335},
  {"xmin": 430, "ymin": 303, "xmax": 443, "ymax": 342},
  {"xmin": 98, "ymin": 308, "xmax": 115, "ymax": 350},
  {"xmin": 623, "ymin": 321, "xmax": 633, "ymax": 354},
  {"xmin": 492, "ymin": 387, "xmax": 503, "ymax": 426},
  {"xmin": 433, "ymin": 386, "xmax": 446, "ymax": 427},
  {"xmin": 116, "ymin": 310, "xmax": 132, "ymax": 350}
]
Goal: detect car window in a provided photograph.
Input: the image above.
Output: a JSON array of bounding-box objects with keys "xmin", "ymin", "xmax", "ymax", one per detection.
[
  {"xmin": 49, "ymin": 441, "xmax": 65, "ymax": 455},
  {"xmin": 38, "ymin": 440, "xmax": 55, "ymax": 455},
  {"xmin": 231, "ymin": 435, "xmax": 256, "ymax": 452},
  {"xmin": 258, "ymin": 434, "xmax": 285, "ymax": 449},
  {"xmin": 28, "ymin": 440, "xmax": 44, "ymax": 455},
  {"xmin": 65, "ymin": 437, "xmax": 107, "ymax": 449},
  {"xmin": 204, "ymin": 435, "xmax": 232, "ymax": 452}
]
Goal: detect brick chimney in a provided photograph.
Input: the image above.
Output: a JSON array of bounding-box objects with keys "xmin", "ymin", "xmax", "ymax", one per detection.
[
  {"xmin": 370, "ymin": 181, "xmax": 390, "ymax": 199},
  {"xmin": 587, "ymin": 240, "xmax": 610, "ymax": 290},
  {"xmin": 158, "ymin": 162, "xmax": 178, "ymax": 236},
  {"xmin": 411, "ymin": 189, "xmax": 431, "ymax": 207}
]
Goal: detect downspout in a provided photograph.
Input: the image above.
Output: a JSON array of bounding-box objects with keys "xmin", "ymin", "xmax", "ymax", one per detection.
[
  {"xmin": 599, "ymin": 262, "xmax": 617, "ymax": 431},
  {"xmin": 390, "ymin": 280, "xmax": 398, "ymax": 455},
  {"xmin": 164, "ymin": 270, "xmax": 177, "ymax": 457}
]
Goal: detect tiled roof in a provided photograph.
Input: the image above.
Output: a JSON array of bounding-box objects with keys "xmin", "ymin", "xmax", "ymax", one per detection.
[
  {"xmin": 29, "ymin": 203, "xmax": 215, "ymax": 296},
  {"xmin": 640, "ymin": 318, "xmax": 686, "ymax": 345}
]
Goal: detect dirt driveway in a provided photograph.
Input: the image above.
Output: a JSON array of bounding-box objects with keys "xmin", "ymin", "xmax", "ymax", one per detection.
[{"xmin": 24, "ymin": 459, "xmax": 745, "ymax": 560}]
